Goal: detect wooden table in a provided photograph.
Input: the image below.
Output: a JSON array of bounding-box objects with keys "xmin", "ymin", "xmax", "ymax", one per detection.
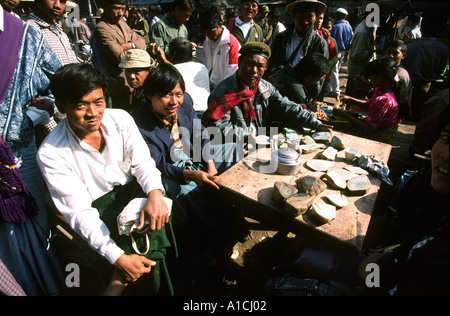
[{"xmin": 215, "ymin": 131, "xmax": 392, "ymax": 252}]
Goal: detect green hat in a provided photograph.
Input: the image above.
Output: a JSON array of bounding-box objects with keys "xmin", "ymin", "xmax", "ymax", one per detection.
[
  {"xmin": 260, "ymin": 5, "xmax": 269, "ymax": 13},
  {"xmin": 239, "ymin": 42, "xmax": 271, "ymax": 60}
]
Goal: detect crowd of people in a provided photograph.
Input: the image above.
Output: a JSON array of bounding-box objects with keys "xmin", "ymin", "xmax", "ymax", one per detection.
[{"xmin": 0, "ymin": 0, "xmax": 448, "ymax": 296}]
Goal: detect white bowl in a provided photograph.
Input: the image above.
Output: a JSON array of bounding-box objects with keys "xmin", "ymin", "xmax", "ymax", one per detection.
[{"xmin": 345, "ymin": 148, "xmax": 359, "ymax": 161}]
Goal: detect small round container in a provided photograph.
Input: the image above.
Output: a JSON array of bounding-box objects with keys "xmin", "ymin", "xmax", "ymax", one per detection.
[
  {"xmin": 345, "ymin": 148, "xmax": 359, "ymax": 161},
  {"xmin": 273, "ymin": 148, "xmax": 302, "ymax": 175}
]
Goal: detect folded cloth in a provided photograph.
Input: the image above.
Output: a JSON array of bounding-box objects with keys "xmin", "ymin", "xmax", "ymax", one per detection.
[{"xmin": 358, "ymin": 154, "xmax": 393, "ymax": 185}]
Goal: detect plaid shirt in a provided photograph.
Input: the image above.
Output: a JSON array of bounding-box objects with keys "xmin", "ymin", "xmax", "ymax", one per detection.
[
  {"xmin": 27, "ymin": 13, "xmax": 78, "ymax": 66},
  {"xmin": 0, "ymin": 259, "xmax": 26, "ymax": 296}
]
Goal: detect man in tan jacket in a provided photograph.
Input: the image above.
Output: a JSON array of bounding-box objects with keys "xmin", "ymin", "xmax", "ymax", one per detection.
[{"xmin": 94, "ymin": 0, "xmax": 146, "ymax": 109}]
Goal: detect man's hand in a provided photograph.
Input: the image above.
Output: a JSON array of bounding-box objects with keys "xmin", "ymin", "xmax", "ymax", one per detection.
[
  {"xmin": 113, "ymin": 253, "xmax": 156, "ymax": 283},
  {"xmin": 138, "ymin": 189, "xmax": 169, "ymax": 232},
  {"xmin": 316, "ymin": 123, "xmax": 333, "ymax": 134},
  {"xmin": 147, "ymin": 43, "xmax": 170, "ymax": 64},
  {"xmin": 183, "ymin": 169, "xmax": 219, "ymax": 191}
]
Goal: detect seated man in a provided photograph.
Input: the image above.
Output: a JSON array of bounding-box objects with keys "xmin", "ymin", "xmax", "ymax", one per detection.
[
  {"xmin": 119, "ymin": 49, "xmax": 157, "ymax": 114},
  {"xmin": 202, "ymin": 42, "xmax": 332, "ymax": 145},
  {"xmin": 37, "ymin": 64, "xmax": 173, "ymax": 296},
  {"xmin": 275, "ymin": 53, "xmax": 330, "ymax": 112},
  {"xmin": 133, "ymin": 63, "xmax": 241, "ymax": 262}
]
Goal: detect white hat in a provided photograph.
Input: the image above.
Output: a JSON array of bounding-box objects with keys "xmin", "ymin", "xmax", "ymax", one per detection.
[
  {"xmin": 336, "ymin": 8, "xmax": 348, "ymax": 15},
  {"xmin": 119, "ymin": 49, "xmax": 157, "ymax": 69}
]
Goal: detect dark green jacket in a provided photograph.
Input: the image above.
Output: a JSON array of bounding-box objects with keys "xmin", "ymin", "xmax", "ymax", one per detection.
[
  {"xmin": 227, "ymin": 17, "xmax": 263, "ymax": 45},
  {"xmin": 267, "ymin": 24, "xmax": 329, "ymax": 75}
]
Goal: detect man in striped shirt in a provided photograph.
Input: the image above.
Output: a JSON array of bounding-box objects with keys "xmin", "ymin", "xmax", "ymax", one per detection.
[{"xmin": 27, "ymin": 0, "xmax": 78, "ymax": 66}]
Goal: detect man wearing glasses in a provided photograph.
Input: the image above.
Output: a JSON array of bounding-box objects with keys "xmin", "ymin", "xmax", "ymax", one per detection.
[{"xmin": 227, "ymin": 0, "xmax": 263, "ymax": 45}]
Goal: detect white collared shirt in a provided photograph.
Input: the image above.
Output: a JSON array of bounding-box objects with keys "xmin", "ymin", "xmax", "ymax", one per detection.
[{"xmin": 37, "ymin": 109, "xmax": 164, "ymax": 264}]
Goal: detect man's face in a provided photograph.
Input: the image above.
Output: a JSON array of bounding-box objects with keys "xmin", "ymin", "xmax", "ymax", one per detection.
[
  {"xmin": 104, "ymin": 2, "xmax": 125, "ymax": 24},
  {"xmin": 304, "ymin": 74, "xmax": 325, "ymax": 87},
  {"xmin": 237, "ymin": 53, "xmax": 267, "ymax": 88},
  {"xmin": 205, "ymin": 25, "xmax": 223, "ymax": 42},
  {"xmin": 294, "ymin": 9, "xmax": 316, "ymax": 37},
  {"xmin": 315, "ymin": 13, "xmax": 324, "ymax": 30},
  {"xmin": 57, "ymin": 87, "xmax": 106, "ymax": 139},
  {"xmin": 240, "ymin": 1, "xmax": 258, "ymax": 22},
  {"xmin": 125, "ymin": 68, "xmax": 150, "ymax": 89},
  {"xmin": 36, "ymin": 0, "xmax": 67, "ymax": 21},
  {"xmin": 148, "ymin": 83, "xmax": 184, "ymax": 119},
  {"xmin": 323, "ymin": 20, "xmax": 332, "ymax": 31},
  {"xmin": 1, "ymin": 0, "xmax": 22, "ymax": 11},
  {"xmin": 384, "ymin": 46, "xmax": 405, "ymax": 65},
  {"xmin": 173, "ymin": 6, "xmax": 193, "ymax": 25}
]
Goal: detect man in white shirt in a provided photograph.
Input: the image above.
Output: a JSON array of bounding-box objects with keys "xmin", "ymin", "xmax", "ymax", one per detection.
[
  {"xmin": 169, "ymin": 37, "xmax": 210, "ymax": 115},
  {"xmin": 199, "ymin": 5, "xmax": 240, "ymax": 90},
  {"xmin": 37, "ymin": 63, "xmax": 171, "ymax": 295}
]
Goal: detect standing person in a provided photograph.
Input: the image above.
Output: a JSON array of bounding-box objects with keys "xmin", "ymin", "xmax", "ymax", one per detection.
[
  {"xmin": 132, "ymin": 8, "xmax": 150, "ymax": 45},
  {"xmin": 27, "ymin": 0, "xmax": 78, "ymax": 66},
  {"xmin": 0, "ymin": 5, "xmax": 64, "ymax": 296},
  {"xmin": 227, "ymin": 0, "xmax": 263, "ymax": 46},
  {"xmin": 119, "ymin": 49, "xmax": 157, "ymax": 114},
  {"xmin": 333, "ymin": 58, "xmax": 401, "ymax": 144},
  {"xmin": 199, "ymin": 4, "xmax": 239, "ymax": 90},
  {"xmin": 257, "ymin": 5, "xmax": 272, "ymax": 44},
  {"xmin": 315, "ymin": 12, "xmax": 338, "ymax": 100},
  {"xmin": 37, "ymin": 63, "xmax": 174, "ymax": 296},
  {"xmin": 168, "ymin": 37, "xmax": 210, "ymax": 116},
  {"xmin": 345, "ymin": 12, "xmax": 377, "ymax": 98},
  {"xmin": 266, "ymin": 7, "xmax": 286, "ymax": 48},
  {"xmin": 94, "ymin": 0, "xmax": 146, "ymax": 110},
  {"xmin": 329, "ymin": 8, "xmax": 353, "ymax": 98},
  {"xmin": 203, "ymin": 42, "xmax": 332, "ymax": 146},
  {"xmin": 150, "ymin": 0, "xmax": 196, "ymax": 54},
  {"xmin": 402, "ymin": 37, "xmax": 448, "ymax": 122},
  {"xmin": 0, "ymin": 0, "xmax": 21, "ymax": 18}
]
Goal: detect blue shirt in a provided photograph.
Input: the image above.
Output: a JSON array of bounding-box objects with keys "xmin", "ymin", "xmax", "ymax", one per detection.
[{"xmin": 330, "ymin": 20, "xmax": 353, "ymax": 52}]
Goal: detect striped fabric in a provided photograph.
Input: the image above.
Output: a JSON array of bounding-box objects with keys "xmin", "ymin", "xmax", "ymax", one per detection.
[{"xmin": 27, "ymin": 13, "xmax": 78, "ymax": 66}]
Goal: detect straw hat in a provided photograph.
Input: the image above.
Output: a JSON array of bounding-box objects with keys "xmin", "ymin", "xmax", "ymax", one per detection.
[
  {"xmin": 286, "ymin": 0, "xmax": 327, "ymax": 16},
  {"xmin": 119, "ymin": 49, "xmax": 157, "ymax": 69}
]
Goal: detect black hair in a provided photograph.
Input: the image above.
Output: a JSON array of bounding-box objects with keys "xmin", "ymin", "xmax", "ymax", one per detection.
[
  {"xmin": 198, "ymin": 5, "xmax": 224, "ymax": 31},
  {"xmin": 325, "ymin": 16, "xmax": 334, "ymax": 24},
  {"xmin": 385, "ymin": 39, "xmax": 407, "ymax": 54},
  {"xmin": 144, "ymin": 63, "xmax": 185, "ymax": 97},
  {"xmin": 172, "ymin": 0, "xmax": 196, "ymax": 12},
  {"xmin": 50, "ymin": 63, "xmax": 109, "ymax": 104},
  {"xmin": 268, "ymin": 8, "xmax": 281, "ymax": 21},
  {"xmin": 102, "ymin": 0, "xmax": 127, "ymax": 6},
  {"xmin": 408, "ymin": 13, "xmax": 421, "ymax": 27},
  {"xmin": 365, "ymin": 58, "xmax": 400, "ymax": 100},
  {"xmin": 292, "ymin": 53, "xmax": 329, "ymax": 82},
  {"xmin": 169, "ymin": 37, "xmax": 193, "ymax": 64}
]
